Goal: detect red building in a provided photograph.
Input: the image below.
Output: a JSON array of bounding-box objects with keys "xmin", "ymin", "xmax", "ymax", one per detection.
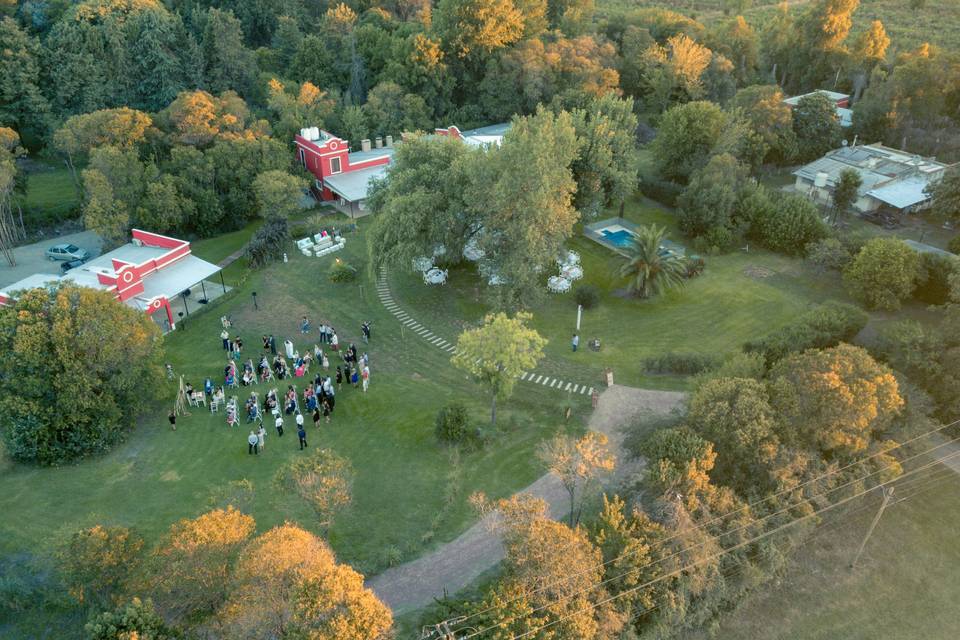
[
  {"xmin": 294, "ymin": 122, "xmax": 511, "ymax": 216},
  {"xmin": 294, "ymin": 127, "xmax": 394, "ymax": 217},
  {"xmin": 0, "ymin": 229, "xmax": 224, "ymax": 332}
]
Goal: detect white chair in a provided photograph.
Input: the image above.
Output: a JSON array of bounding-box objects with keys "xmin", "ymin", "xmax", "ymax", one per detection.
[
  {"xmin": 412, "ymin": 256, "xmax": 433, "ymax": 272},
  {"xmin": 296, "ymin": 237, "xmax": 314, "ymax": 252},
  {"xmin": 548, "ymin": 275, "xmax": 572, "ymax": 293},
  {"xmin": 561, "ymin": 264, "xmax": 584, "ymax": 280}
]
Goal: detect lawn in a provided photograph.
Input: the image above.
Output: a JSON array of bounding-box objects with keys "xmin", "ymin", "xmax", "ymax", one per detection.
[
  {"xmin": 387, "ymin": 195, "xmax": 852, "ymax": 389},
  {"xmin": 0, "ymin": 222, "xmax": 590, "ymax": 638},
  {"xmin": 686, "ymin": 469, "xmax": 960, "ymax": 640},
  {"xmin": 14, "ymin": 162, "xmax": 80, "ymax": 228}
]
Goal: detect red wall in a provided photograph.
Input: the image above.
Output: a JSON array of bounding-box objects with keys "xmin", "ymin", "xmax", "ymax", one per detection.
[{"xmin": 295, "ymin": 131, "xmax": 392, "ymax": 202}]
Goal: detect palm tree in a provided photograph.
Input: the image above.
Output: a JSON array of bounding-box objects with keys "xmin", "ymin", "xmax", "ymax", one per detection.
[{"xmin": 618, "ymin": 224, "xmax": 687, "ymax": 299}]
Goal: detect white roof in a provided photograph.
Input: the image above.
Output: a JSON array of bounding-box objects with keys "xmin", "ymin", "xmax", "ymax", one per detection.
[
  {"xmin": 324, "ymin": 165, "xmax": 389, "ymax": 202},
  {"xmin": 136, "ymin": 255, "xmax": 221, "ymax": 302},
  {"xmin": 866, "ymin": 176, "xmax": 934, "ymax": 209},
  {"xmin": 0, "ymin": 273, "xmax": 63, "ymax": 298},
  {"xmin": 783, "ymin": 90, "xmax": 850, "ymax": 106}
]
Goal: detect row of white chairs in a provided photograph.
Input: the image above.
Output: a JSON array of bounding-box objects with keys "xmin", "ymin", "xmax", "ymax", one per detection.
[{"xmin": 296, "ymin": 233, "xmax": 345, "ymax": 257}]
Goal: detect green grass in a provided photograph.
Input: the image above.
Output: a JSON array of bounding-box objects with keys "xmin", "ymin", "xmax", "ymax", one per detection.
[
  {"xmin": 0, "ymin": 222, "xmax": 591, "ymax": 638},
  {"xmin": 686, "ymin": 471, "xmax": 960, "ymax": 640},
  {"xmin": 14, "ymin": 163, "xmax": 80, "ymax": 227},
  {"xmin": 388, "ymin": 195, "xmax": 852, "ymax": 389}
]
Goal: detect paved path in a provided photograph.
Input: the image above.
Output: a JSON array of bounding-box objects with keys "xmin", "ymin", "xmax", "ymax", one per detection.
[
  {"xmin": 375, "ymin": 270, "xmax": 597, "ymax": 397},
  {"xmin": 0, "ymin": 230, "xmax": 102, "ymax": 289},
  {"xmin": 366, "ymin": 384, "xmax": 686, "ymax": 613}
]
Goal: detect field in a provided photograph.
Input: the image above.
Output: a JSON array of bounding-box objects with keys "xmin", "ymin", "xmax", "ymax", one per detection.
[
  {"xmin": 13, "ymin": 162, "xmax": 80, "ymax": 229},
  {"xmin": 0, "ymin": 221, "xmax": 590, "ymax": 638},
  {"xmin": 388, "ymin": 194, "xmax": 854, "ymax": 389},
  {"xmin": 686, "ymin": 469, "xmax": 960, "ymax": 640}
]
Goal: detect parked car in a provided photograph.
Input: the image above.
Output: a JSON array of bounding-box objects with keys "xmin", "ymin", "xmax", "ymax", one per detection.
[
  {"xmin": 60, "ymin": 258, "xmax": 85, "ymax": 273},
  {"xmin": 45, "ymin": 243, "xmax": 90, "ymax": 262}
]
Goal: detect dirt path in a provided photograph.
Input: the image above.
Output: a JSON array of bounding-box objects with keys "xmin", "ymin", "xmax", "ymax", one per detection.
[{"xmin": 366, "ymin": 384, "xmax": 686, "ymax": 614}]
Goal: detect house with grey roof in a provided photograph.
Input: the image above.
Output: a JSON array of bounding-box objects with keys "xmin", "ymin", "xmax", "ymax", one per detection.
[{"xmin": 792, "ymin": 143, "xmax": 951, "ymax": 214}]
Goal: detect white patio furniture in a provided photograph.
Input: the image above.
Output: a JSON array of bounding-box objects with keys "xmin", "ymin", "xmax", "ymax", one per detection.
[
  {"xmin": 547, "ymin": 275, "xmax": 572, "ymax": 293},
  {"xmin": 296, "ymin": 237, "xmax": 314, "ymax": 256},
  {"xmin": 557, "ymin": 250, "xmax": 581, "ymax": 268},
  {"xmin": 463, "ymin": 238, "xmax": 485, "ymax": 261},
  {"xmin": 432, "ymin": 244, "xmax": 447, "ymax": 258},
  {"xmin": 423, "ymin": 267, "xmax": 448, "ymax": 285},
  {"xmin": 313, "ymin": 234, "xmax": 345, "ymax": 257},
  {"xmin": 561, "ymin": 264, "xmax": 584, "ymax": 280},
  {"xmin": 412, "ymin": 256, "xmax": 433, "ymax": 272}
]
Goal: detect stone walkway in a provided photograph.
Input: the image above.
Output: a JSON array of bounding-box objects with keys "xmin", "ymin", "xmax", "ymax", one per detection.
[
  {"xmin": 366, "ymin": 384, "xmax": 686, "ymax": 613},
  {"xmin": 375, "ymin": 270, "xmax": 596, "ymax": 397}
]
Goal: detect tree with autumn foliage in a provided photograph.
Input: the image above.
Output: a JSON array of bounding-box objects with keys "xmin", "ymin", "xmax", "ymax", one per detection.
[
  {"xmin": 0, "ymin": 284, "xmax": 163, "ymax": 464},
  {"xmin": 274, "ymin": 448, "xmax": 354, "ymax": 532},
  {"xmin": 148, "ymin": 507, "xmax": 256, "ymax": 623},
  {"xmin": 452, "ymin": 312, "xmax": 546, "ymax": 424},
  {"xmin": 52, "ymin": 108, "xmax": 153, "ymax": 182},
  {"xmin": 538, "ymin": 431, "xmax": 616, "ymax": 526},
  {"xmin": 59, "ymin": 525, "xmax": 145, "ymax": 607},
  {"xmin": 770, "ymin": 343, "xmax": 903, "ymax": 458},
  {"xmin": 218, "ymin": 524, "xmax": 392, "ymax": 639}
]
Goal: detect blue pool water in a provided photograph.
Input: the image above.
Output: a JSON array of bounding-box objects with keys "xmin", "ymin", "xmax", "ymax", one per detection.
[{"xmin": 601, "ymin": 229, "xmax": 635, "ymax": 247}]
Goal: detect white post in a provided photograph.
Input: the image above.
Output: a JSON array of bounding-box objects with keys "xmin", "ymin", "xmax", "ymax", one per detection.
[{"xmin": 576, "ymin": 304, "xmax": 582, "ymax": 331}]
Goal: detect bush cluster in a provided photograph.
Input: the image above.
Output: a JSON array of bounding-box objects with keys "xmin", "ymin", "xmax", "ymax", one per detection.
[
  {"xmin": 643, "ymin": 352, "xmax": 719, "ymax": 375},
  {"xmin": 244, "ymin": 216, "xmax": 289, "ymax": 269},
  {"xmin": 574, "ymin": 284, "xmax": 600, "ymax": 310},
  {"xmin": 744, "ymin": 301, "xmax": 869, "ymax": 366},
  {"xmin": 328, "ymin": 260, "xmax": 358, "ymax": 282},
  {"xmin": 435, "ymin": 403, "xmax": 469, "ymax": 445}
]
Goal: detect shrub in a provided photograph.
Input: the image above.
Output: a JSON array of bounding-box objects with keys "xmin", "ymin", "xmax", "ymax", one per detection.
[
  {"xmin": 574, "ymin": 284, "xmax": 600, "ymax": 309},
  {"xmin": 843, "ymin": 237, "xmax": 919, "ymax": 310},
  {"xmin": 752, "ymin": 193, "xmax": 828, "ymax": 256},
  {"xmin": 947, "ymin": 234, "xmax": 960, "ymax": 255},
  {"xmin": 640, "ymin": 176, "xmax": 683, "ymax": 207},
  {"xmin": 744, "ymin": 301, "xmax": 869, "ymax": 366},
  {"xmin": 913, "ymin": 251, "xmax": 958, "ymax": 305},
  {"xmin": 245, "ymin": 216, "xmax": 289, "ymax": 269},
  {"xmin": 692, "ymin": 225, "xmax": 736, "ymax": 255},
  {"xmin": 806, "ymin": 237, "xmax": 852, "ymax": 272},
  {"xmin": 435, "ymin": 402, "xmax": 469, "ymax": 444},
  {"xmin": 686, "ymin": 255, "xmax": 706, "ymax": 278},
  {"xmin": 644, "ymin": 352, "xmax": 719, "ymax": 375},
  {"xmin": 328, "ymin": 259, "xmax": 357, "ymax": 282}
]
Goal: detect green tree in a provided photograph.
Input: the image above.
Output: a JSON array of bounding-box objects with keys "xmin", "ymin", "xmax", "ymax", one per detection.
[
  {"xmin": 150, "ymin": 507, "xmax": 256, "ymax": 623},
  {"xmin": 730, "ymin": 84, "xmax": 797, "ymax": 163},
  {"xmin": 290, "ymin": 35, "xmax": 339, "ymax": 90},
  {"xmin": 85, "ymin": 597, "xmax": 179, "ymax": 640},
  {"xmin": 201, "ymin": 8, "xmax": 257, "ymax": 95},
  {"xmin": 926, "ymin": 167, "xmax": 960, "ymax": 223},
  {"xmin": 0, "ymin": 284, "xmax": 163, "ymax": 464},
  {"xmin": 843, "ymin": 237, "xmax": 920, "ymax": 310},
  {"xmin": 538, "ymin": 431, "xmax": 615, "ymax": 526},
  {"xmin": 136, "ymin": 175, "xmax": 189, "ymax": 233},
  {"xmin": 363, "ymin": 81, "xmax": 433, "ymax": 137},
  {"xmin": 82, "ymin": 169, "xmax": 130, "ymax": 249},
  {"xmin": 0, "ymin": 128, "xmax": 24, "ymax": 266},
  {"xmin": 266, "ymin": 79, "xmax": 335, "ymax": 145},
  {"xmin": 218, "ymin": 524, "xmax": 392, "ymax": 640},
  {"xmin": 770, "ymin": 343, "xmax": 903, "ymax": 457},
  {"xmin": 618, "ymin": 224, "xmax": 688, "ymax": 298},
  {"xmin": 567, "ymin": 93, "xmax": 639, "ymax": 216},
  {"xmin": 831, "ymin": 168, "xmax": 862, "ymax": 223},
  {"xmin": 676, "ymin": 153, "xmax": 750, "ymax": 240},
  {"xmin": 60, "ymin": 525, "xmax": 144, "ymax": 606},
  {"xmin": 367, "ymin": 134, "xmax": 474, "ymax": 270},
  {"xmin": 792, "ymin": 92, "xmax": 842, "ymax": 162},
  {"xmin": 708, "ymin": 15, "xmax": 758, "ymax": 84},
  {"xmin": 158, "ymin": 89, "xmax": 257, "ymax": 147},
  {"xmin": 165, "ymin": 145, "xmax": 223, "ymax": 235},
  {"xmin": 382, "ymin": 33, "xmax": 455, "ymax": 119},
  {"xmin": 640, "ymin": 33, "xmax": 714, "ymax": 111},
  {"xmin": 451, "ymin": 312, "xmax": 546, "ymax": 424},
  {"xmin": 752, "ymin": 192, "xmax": 828, "ymax": 256},
  {"xmin": 252, "ymin": 170, "xmax": 308, "ymax": 219},
  {"xmin": 650, "ymin": 100, "xmax": 728, "ymax": 181},
  {"xmin": 205, "ymin": 136, "xmax": 290, "ymax": 222},
  {"xmin": 474, "ymin": 108, "xmax": 580, "ymax": 309},
  {"xmin": 0, "ymin": 17, "xmax": 50, "ymax": 144}
]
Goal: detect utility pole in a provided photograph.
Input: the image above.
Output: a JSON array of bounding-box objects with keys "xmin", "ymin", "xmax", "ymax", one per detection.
[{"xmin": 850, "ymin": 485, "xmax": 895, "ymax": 569}]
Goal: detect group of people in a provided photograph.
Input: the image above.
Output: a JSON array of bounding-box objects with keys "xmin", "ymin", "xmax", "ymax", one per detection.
[{"xmin": 204, "ymin": 316, "xmax": 375, "ymax": 456}]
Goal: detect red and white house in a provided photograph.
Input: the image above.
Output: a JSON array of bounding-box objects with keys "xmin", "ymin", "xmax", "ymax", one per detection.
[
  {"xmin": 0, "ymin": 229, "xmax": 224, "ymax": 332},
  {"xmin": 294, "ymin": 122, "xmax": 511, "ymax": 217},
  {"xmin": 783, "ymin": 89, "xmax": 853, "ymax": 127}
]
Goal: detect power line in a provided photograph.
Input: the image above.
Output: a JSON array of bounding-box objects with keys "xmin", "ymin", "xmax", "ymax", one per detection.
[
  {"xmin": 455, "ymin": 435, "xmax": 960, "ymax": 639},
  {"xmin": 504, "ymin": 448, "xmax": 960, "ymax": 640},
  {"xmin": 442, "ymin": 418, "xmax": 960, "ymax": 635}
]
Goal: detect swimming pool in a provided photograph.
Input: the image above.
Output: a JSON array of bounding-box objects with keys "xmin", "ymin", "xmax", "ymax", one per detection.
[
  {"xmin": 600, "ymin": 228, "xmax": 636, "ymax": 248},
  {"xmin": 584, "ymin": 218, "xmax": 687, "ymax": 258}
]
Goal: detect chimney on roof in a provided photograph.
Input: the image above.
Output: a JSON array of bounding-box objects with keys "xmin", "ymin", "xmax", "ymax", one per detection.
[
  {"xmin": 361, "ymin": 139, "xmax": 371, "ymax": 152},
  {"xmin": 375, "ymin": 137, "xmax": 383, "ymax": 149},
  {"xmin": 385, "ymin": 135, "xmax": 393, "ymax": 147}
]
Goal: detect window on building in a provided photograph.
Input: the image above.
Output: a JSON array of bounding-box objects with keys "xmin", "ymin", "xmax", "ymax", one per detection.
[
  {"xmin": 298, "ymin": 148, "xmax": 306, "ymax": 167},
  {"xmin": 315, "ymin": 179, "xmax": 323, "ymax": 191},
  {"xmin": 330, "ymin": 157, "xmax": 342, "ymax": 174}
]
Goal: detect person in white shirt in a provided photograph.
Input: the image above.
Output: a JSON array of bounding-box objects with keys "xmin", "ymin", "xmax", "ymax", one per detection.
[{"xmin": 275, "ymin": 414, "xmax": 284, "ymax": 437}]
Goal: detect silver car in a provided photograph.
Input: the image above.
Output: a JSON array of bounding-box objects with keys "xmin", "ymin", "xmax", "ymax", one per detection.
[{"xmin": 45, "ymin": 243, "xmax": 90, "ymax": 262}]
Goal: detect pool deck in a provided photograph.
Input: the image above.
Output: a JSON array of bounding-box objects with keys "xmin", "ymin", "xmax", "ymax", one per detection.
[{"xmin": 583, "ymin": 217, "xmax": 686, "ymax": 257}]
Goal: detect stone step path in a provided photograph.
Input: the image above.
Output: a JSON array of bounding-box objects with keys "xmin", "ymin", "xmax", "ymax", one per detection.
[{"xmin": 375, "ymin": 271, "xmax": 594, "ymax": 396}]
